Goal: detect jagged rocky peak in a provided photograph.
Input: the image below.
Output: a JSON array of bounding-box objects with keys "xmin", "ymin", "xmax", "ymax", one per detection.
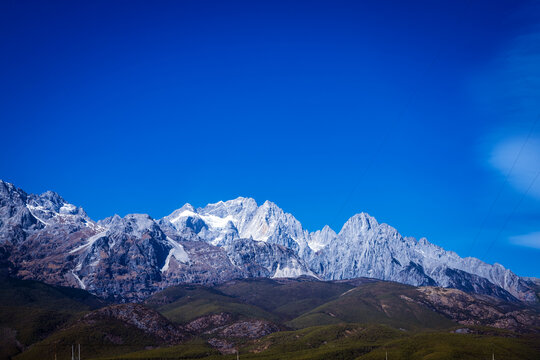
[
  {"xmin": 0, "ymin": 180, "xmax": 93, "ymax": 242},
  {"xmin": 335, "ymin": 212, "xmax": 401, "ymax": 245},
  {"xmin": 0, "ymin": 179, "xmax": 27, "ymax": 203},
  {"xmin": 161, "ymin": 197, "xmax": 311, "ymax": 249},
  {"xmin": 200, "ymin": 196, "xmax": 258, "ymax": 218},
  {"xmin": 97, "ymin": 214, "xmax": 122, "ymax": 227},
  {"xmin": 309, "ymin": 225, "xmax": 337, "ymax": 252},
  {"xmin": 0, "ymin": 181, "xmax": 41, "ymax": 243},
  {"xmin": 29, "ymin": 190, "xmax": 66, "ymax": 212},
  {"xmin": 26, "ymin": 190, "xmax": 90, "ymax": 225},
  {"xmin": 166, "ymin": 203, "xmax": 196, "ymax": 220},
  {"xmin": 106, "ymin": 213, "xmax": 162, "ymax": 237},
  {"xmin": 339, "ymin": 212, "xmax": 379, "ymax": 234}
]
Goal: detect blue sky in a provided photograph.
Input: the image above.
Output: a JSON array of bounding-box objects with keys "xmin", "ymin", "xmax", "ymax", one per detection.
[{"xmin": 1, "ymin": 0, "xmax": 539, "ymax": 276}]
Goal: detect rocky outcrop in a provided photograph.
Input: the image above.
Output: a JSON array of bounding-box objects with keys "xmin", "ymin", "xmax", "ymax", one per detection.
[
  {"xmin": 185, "ymin": 313, "xmax": 234, "ymax": 333},
  {"xmin": 415, "ymin": 287, "xmax": 540, "ymax": 333},
  {"xmin": 209, "ymin": 319, "xmax": 279, "ymax": 339},
  {"xmin": 82, "ymin": 304, "xmax": 186, "ymax": 343}
]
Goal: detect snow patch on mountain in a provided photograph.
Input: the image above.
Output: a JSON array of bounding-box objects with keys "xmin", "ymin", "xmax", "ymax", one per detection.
[
  {"xmin": 272, "ymin": 263, "xmax": 314, "ymax": 279},
  {"xmin": 71, "ymin": 270, "xmax": 86, "ymax": 290},
  {"xmin": 161, "ymin": 237, "xmax": 190, "ymax": 272},
  {"xmin": 162, "ymin": 197, "xmax": 311, "ymax": 254},
  {"xmin": 309, "ymin": 225, "xmax": 337, "ymax": 252},
  {"xmin": 70, "ymin": 231, "xmax": 108, "ymax": 253}
]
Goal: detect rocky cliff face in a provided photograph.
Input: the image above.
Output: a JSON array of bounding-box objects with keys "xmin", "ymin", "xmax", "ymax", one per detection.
[
  {"xmin": 415, "ymin": 287, "xmax": 540, "ymax": 332},
  {"xmin": 0, "ymin": 180, "xmax": 537, "ymax": 303}
]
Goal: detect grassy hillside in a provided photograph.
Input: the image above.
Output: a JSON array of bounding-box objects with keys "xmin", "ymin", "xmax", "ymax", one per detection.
[
  {"xmin": 4, "ymin": 277, "xmax": 540, "ymax": 360},
  {"xmin": 358, "ymin": 331, "xmax": 540, "ymax": 360},
  {"xmin": 90, "ymin": 324, "xmax": 540, "ymax": 360},
  {"xmin": 96, "ymin": 339, "xmax": 220, "ymax": 360},
  {"xmin": 145, "ymin": 284, "xmax": 278, "ymax": 323},
  {"xmin": 216, "ymin": 277, "xmax": 354, "ymax": 319},
  {"xmin": 287, "ymin": 281, "xmax": 455, "ymax": 330},
  {"xmin": 14, "ymin": 318, "xmax": 165, "ymax": 360},
  {"xmin": 0, "ymin": 276, "xmax": 105, "ymax": 312},
  {"xmin": 0, "ymin": 276, "xmax": 106, "ymax": 360}
]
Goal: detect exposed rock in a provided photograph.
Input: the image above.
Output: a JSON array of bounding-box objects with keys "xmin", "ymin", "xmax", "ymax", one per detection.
[
  {"xmin": 210, "ymin": 320, "xmax": 279, "ymax": 339},
  {"xmin": 82, "ymin": 304, "xmax": 186, "ymax": 343},
  {"xmin": 185, "ymin": 313, "xmax": 233, "ymax": 333},
  {"xmin": 416, "ymin": 287, "xmax": 540, "ymax": 333},
  {"xmin": 206, "ymin": 338, "xmax": 236, "ymax": 354}
]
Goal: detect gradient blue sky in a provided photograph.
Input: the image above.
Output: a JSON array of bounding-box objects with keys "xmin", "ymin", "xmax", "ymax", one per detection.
[{"xmin": 1, "ymin": 0, "xmax": 539, "ymax": 276}]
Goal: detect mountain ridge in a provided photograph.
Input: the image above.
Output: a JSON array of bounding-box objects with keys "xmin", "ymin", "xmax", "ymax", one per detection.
[{"xmin": 0, "ymin": 179, "xmax": 537, "ymax": 302}]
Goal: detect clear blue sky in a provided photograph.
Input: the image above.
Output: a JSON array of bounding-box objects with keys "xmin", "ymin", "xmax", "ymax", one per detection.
[{"xmin": 1, "ymin": 0, "xmax": 539, "ymax": 277}]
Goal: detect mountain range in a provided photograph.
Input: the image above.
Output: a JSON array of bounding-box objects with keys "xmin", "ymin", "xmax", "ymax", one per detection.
[{"xmin": 0, "ymin": 179, "xmax": 538, "ymax": 303}]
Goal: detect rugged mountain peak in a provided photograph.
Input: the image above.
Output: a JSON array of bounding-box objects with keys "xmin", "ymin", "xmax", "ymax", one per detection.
[
  {"xmin": 199, "ymin": 196, "xmax": 258, "ymax": 218},
  {"xmin": 308, "ymin": 225, "xmax": 337, "ymax": 252},
  {"xmin": 107, "ymin": 213, "xmax": 159, "ymax": 236},
  {"xmin": 161, "ymin": 197, "xmax": 311, "ymax": 252},
  {"xmin": 0, "ymin": 180, "xmax": 94, "ymax": 244},
  {"xmin": 338, "ymin": 212, "xmax": 381, "ymax": 239},
  {"xmin": 165, "ymin": 203, "xmax": 195, "ymax": 220},
  {"xmin": 25, "ymin": 195, "xmax": 92, "ymax": 231},
  {"xmin": 97, "ymin": 214, "xmax": 122, "ymax": 227},
  {"xmin": 0, "ymin": 180, "xmax": 29, "ymax": 208},
  {"xmin": 0, "ymin": 181, "xmax": 41, "ymax": 243},
  {"xmin": 35, "ymin": 190, "xmax": 65, "ymax": 210}
]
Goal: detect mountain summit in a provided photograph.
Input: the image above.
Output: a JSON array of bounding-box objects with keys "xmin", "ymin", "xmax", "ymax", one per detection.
[{"xmin": 0, "ymin": 180, "xmax": 537, "ymax": 302}]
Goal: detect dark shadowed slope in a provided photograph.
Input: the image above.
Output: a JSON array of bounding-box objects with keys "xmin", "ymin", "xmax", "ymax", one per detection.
[{"xmin": 0, "ymin": 275, "xmax": 106, "ymax": 360}]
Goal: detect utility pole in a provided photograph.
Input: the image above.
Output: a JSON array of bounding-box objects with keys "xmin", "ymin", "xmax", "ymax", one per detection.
[
  {"xmin": 71, "ymin": 345, "xmax": 74, "ymax": 360},
  {"xmin": 78, "ymin": 343, "xmax": 81, "ymax": 360},
  {"xmin": 385, "ymin": 351, "xmax": 388, "ymax": 360}
]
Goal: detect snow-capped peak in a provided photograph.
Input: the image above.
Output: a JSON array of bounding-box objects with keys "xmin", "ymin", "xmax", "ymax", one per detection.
[
  {"xmin": 308, "ymin": 225, "xmax": 337, "ymax": 252},
  {"xmin": 161, "ymin": 197, "xmax": 311, "ymax": 252}
]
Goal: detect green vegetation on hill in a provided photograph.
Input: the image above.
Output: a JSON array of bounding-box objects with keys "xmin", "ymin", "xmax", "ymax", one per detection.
[
  {"xmin": 358, "ymin": 331, "xmax": 540, "ymax": 360},
  {"xmin": 0, "ymin": 276, "xmax": 105, "ymax": 312},
  {"xmin": 96, "ymin": 339, "xmax": 220, "ymax": 360},
  {"xmin": 216, "ymin": 278, "xmax": 354, "ymax": 319},
  {"xmin": 145, "ymin": 284, "xmax": 277, "ymax": 323},
  {"xmin": 0, "ymin": 276, "xmax": 106, "ymax": 360},
  {"xmin": 288, "ymin": 281, "xmax": 455, "ymax": 330},
  {"xmin": 13, "ymin": 318, "xmax": 164, "ymax": 360},
  {"xmin": 90, "ymin": 324, "xmax": 540, "ymax": 360},
  {"xmin": 4, "ymin": 277, "xmax": 540, "ymax": 360}
]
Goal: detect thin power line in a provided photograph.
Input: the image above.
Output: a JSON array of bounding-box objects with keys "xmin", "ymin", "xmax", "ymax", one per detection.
[
  {"xmin": 483, "ymin": 164, "xmax": 540, "ymax": 257},
  {"xmin": 467, "ymin": 114, "xmax": 540, "ymax": 255},
  {"xmin": 332, "ymin": 52, "xmax": 442, "ymax": 227},
  {"xmin": 333, "ymin": 6, "xmax": 475, "ymax": 228}
]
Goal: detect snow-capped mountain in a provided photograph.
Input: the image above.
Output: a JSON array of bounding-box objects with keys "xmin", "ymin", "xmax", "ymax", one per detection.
[
  {"xmin": 0, "ymin": 180, "xmax": 537, "ymax": 302},
  {"xmin": 161, "ymin": 197, "xmax": 312, "ymax": 255},
  {"xmin": 159, "ymin": 198, "xmax": 535, "ymax": 302},
  {"xmin": 308, "ymin": 213, "xmax": 534, "ymax": 302}
]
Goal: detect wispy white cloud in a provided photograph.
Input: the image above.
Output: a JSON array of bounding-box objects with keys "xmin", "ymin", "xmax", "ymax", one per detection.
[{"xmin": 510, "ymin": 231, "xmax": 540, "ymax": 249}]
